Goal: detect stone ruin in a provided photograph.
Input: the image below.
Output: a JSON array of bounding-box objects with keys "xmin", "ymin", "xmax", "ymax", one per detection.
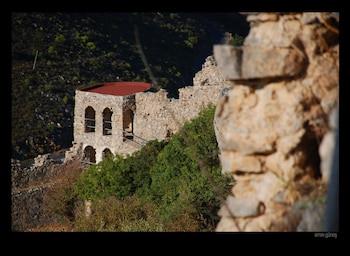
[
  {"xmin": 65, "ymin": 56, "xmax": 230, "ymax": 163},
  {"xmin": 213, "ymin": 12, "xmax": 338, "ymax": 231},
  {"xmin": 63, "ymin": 12, "xmax": 338, "ymax": 231}
]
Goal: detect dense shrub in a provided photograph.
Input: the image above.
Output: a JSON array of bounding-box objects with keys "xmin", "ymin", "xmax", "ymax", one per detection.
[
  {"xmin": 73, "ymin": 106, "xmax": 232, "ymax": 231},
  {"xmin": 146, "ymin": 106, "xmax": 232, "ymax": 229},
  {"xmin": 74, "ymin": 140, "xmax": 167, "ymax": 200}
]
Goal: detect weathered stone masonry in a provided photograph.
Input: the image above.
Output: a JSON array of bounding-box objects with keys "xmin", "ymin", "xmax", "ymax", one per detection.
[
  {"xmin": 66, "ymin": 56, "xmax": 229, "ymax": 163},
  {"xmin": 213, "ymin": 12, "xmax": 338, "ymax": 231}
]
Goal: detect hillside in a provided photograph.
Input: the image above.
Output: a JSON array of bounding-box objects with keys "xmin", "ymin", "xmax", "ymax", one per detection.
[
  {"xmin": 12, "ymin": 106, "xmax": 232, "ymax": 231},
  {"xmin": 11, "ymin": 12, "xmax": 248, "ymax": 160},
  {"xmin": 11, "ymin": 12, "xmax": 339, "ymax": 233}
]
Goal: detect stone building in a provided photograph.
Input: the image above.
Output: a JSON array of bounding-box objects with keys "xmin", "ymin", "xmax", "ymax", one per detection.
[{"xmin": 66, "ymin": 56, "xmax": 229, "ymax": 163}]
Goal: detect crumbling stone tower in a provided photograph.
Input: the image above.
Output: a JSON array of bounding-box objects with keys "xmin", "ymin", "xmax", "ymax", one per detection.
[
  {"xmin": 66, "ymin": 56, "xmax": 230, "ymax": 164},
  {"xmin": 71, "ymin": 82, "xmax": 151, "ymax": 163}
]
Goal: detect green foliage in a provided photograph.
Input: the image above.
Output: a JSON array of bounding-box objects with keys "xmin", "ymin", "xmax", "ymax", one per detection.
[
  {"xmin": 231, "ymin": 33, "xmax": 244, "ymax": 46},
  {"xmin": 54, "ymin": 34, "xmax": 65, "ymax": 43},
  {"xmin": 62, "ymin": 95, "xmax": 69, "ymax": 105},
  {"xmin": 184, "ymin": 36, "xmax": 198, "ymax": 48},
  {"xmin": 146, "ymin": 106, "xmax": 231, "ymax": 229},
  {"xmin": 86, "ymin": 42, "xmax": 96, "ymax": 50},
  {"xmin": 48, "ymin": 45, "xmax": 56, "ymax": 55},
  {"xmin": 74, "ymin": 106, "xmax": 232, "ymax": 231},
  {"xmin": 74, "ymin": 140, "xmax": 166, "ymax": 201}
]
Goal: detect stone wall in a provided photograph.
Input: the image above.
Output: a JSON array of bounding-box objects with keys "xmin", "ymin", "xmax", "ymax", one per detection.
[
  {"xmin": 70, "ymin": 56, "xmax": 229, "ymax": 162},
  {"xmin": 213, "ymin": 12, "xmax": 338, "ymax": 231},
  {"xmin": 134, "ymin": 84, "xmax": 229, "ymax": 142}
]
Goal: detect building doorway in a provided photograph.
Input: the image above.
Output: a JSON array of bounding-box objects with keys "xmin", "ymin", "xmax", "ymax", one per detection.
[
  {"xmin": 102, "ymin": 148, "xmax": 113, "ymax": 160},
  {"xmin": 83, "ymin": 146, "xmax": 96, "ymax": 163}
]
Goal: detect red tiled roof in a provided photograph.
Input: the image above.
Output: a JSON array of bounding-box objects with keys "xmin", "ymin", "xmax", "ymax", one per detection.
[{"xmin": 80, "ymin": 82, "xmax": 152, "ymax": 96}]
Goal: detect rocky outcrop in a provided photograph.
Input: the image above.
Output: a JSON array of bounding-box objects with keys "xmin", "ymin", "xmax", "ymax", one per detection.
[
  {"xmin": 213, "ymin": 12, "xmax": 338, "ymax": 232},
  {"xmin": 12, "ymin": 151, "xmax": 66, "ymax": 188},
  {"xmin": 193, "ymin": 56, "xmax": 226, "ymax": 87},
  {"xmin": 11, "ymin": 152, "xmax": 84, "ymax": 231},
  {"xmin": 11, "ymin": 185, "xmax": 51, "ymax": 231}
]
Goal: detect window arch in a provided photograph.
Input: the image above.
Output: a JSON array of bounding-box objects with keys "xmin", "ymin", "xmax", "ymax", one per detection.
[
  {"xmin": 123, "ymin": 108, "xmax": 134, "ymax": 141},
  {"xmin": 85, "ymin": 106, "xmax": 95, "ymax": 133},
  {"xmin": 103, "ymin": 108, "xmax": 113, "ymax": 135},
  {"xmin": 102, "ymin": 148, "xmax": 113, "ymax": 160},
  {"xmin": 83, "ymin": 146, "xmax": 96, "ymax": 163}
]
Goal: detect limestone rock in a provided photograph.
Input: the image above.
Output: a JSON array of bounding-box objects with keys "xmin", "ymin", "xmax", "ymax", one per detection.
[
  {"xmin": 299, "ymin": 24, "xmax": 338, "ymax": 58},
  {"xmin": 225, "ymin": 195, "xmax": 265, "ymax": 218},
  {"xmin": 246, "ymin": 13, "xmax": 279, "ymax": 23},
  {"xmin": 215, "ymin": 217, "xmax": 240, "ymax": 232},
  {"xmin": 217, "ymin": 204, "xmax": 232, "ymax": 218},
  {"xmin": 273, "ymin": 188, "xmax": 300, "ymax": 205},
  {"xmin": 276, "ymin": 129, "xmax": 305, "ymax": 155},
  {"xmin": 265, "ymin": 151, "xmax": 305, "ymax": 182},
  {"xmin": 231, "ymin": 172, "xmax": 285, "ymax": 203},
  {"xmin": 243, "ymin": 16, "xmax": 302, "ymax": 48},
  {"xmin": 193, "ymin": 55, "xmax": 225, "ymax": 87},
  {"xmin": 213, "ymin": 45, "xmax": 242, "ymax": 80},
  {"xmin": 34, "ymin": 154, "xmax": 50, "ymax": 168},
  {"xmin": 301, "ymin": 12, "xmax": 339, "ymax": 27},
  {"xmin": 305, "ymin": 46, "xmax": 339, "ymax": 113},
  {"xmin": 241, "ymin": 46, "xmax": 306, "ymax": 79},
  {"xmin": 214, "ymin": 45, "xmax": 306, "ymax": 80},
  {"xmin": 220, "ymin": 151, "xmax": 262, "ymax": 174},
  {"xmin": 243, "ymin": 213, "xmax": 274, "ymax": 232},
  {"xmin": 301, "ymin": 12, "xmax": 320, "ymax": 24},
  {"xmin": 215, "ymin": 83, "xmax": 305, "ymax": 155},
  {"xmin": 214, "ymin": 12, "xmax": 338, "ymax": 232}
]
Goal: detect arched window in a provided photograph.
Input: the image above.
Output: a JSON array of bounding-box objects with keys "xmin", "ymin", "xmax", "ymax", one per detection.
[
  {"xmin": 85, "ymin": 106, "xmax": 95, "ymax": 133},
  {"xmin": 123, "ymin": 108, "xmax": 134, "ymax": 141},
  {"xmin": 102, "ymin": 148, "xmax": 113, "ymax": 160},
  {"xmin": 103, "ymin": 108, "xmax": 113, "ymax": 135},
  {"xmin": 83, "ymin": 146, "xmax": 96, "ymax": 163}
]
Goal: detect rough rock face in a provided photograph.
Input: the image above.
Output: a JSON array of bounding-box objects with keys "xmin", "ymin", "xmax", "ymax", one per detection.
[
  {"xmin": 213, "ymin": 12, "xmax": 338, "ymax": 231},
  {"xmin": 11, "ymin": 153, "xmax": 64, "ymax": 188},
  {"xmin": 193, "ymin": 56, "xmax": 226, "ymax": 87},
  {"xmin": 11, "ymin": 153, "xmax": 85, "ymax": 231}
]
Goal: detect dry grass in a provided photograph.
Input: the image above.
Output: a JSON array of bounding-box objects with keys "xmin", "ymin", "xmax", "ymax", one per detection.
[
  {"xmin": 41, "ymin": 159, "xmax": 85, "ymax": 227},
  {"xmin": 26, "ymin": 223, "xmax": 74, "ymax": 232}
]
